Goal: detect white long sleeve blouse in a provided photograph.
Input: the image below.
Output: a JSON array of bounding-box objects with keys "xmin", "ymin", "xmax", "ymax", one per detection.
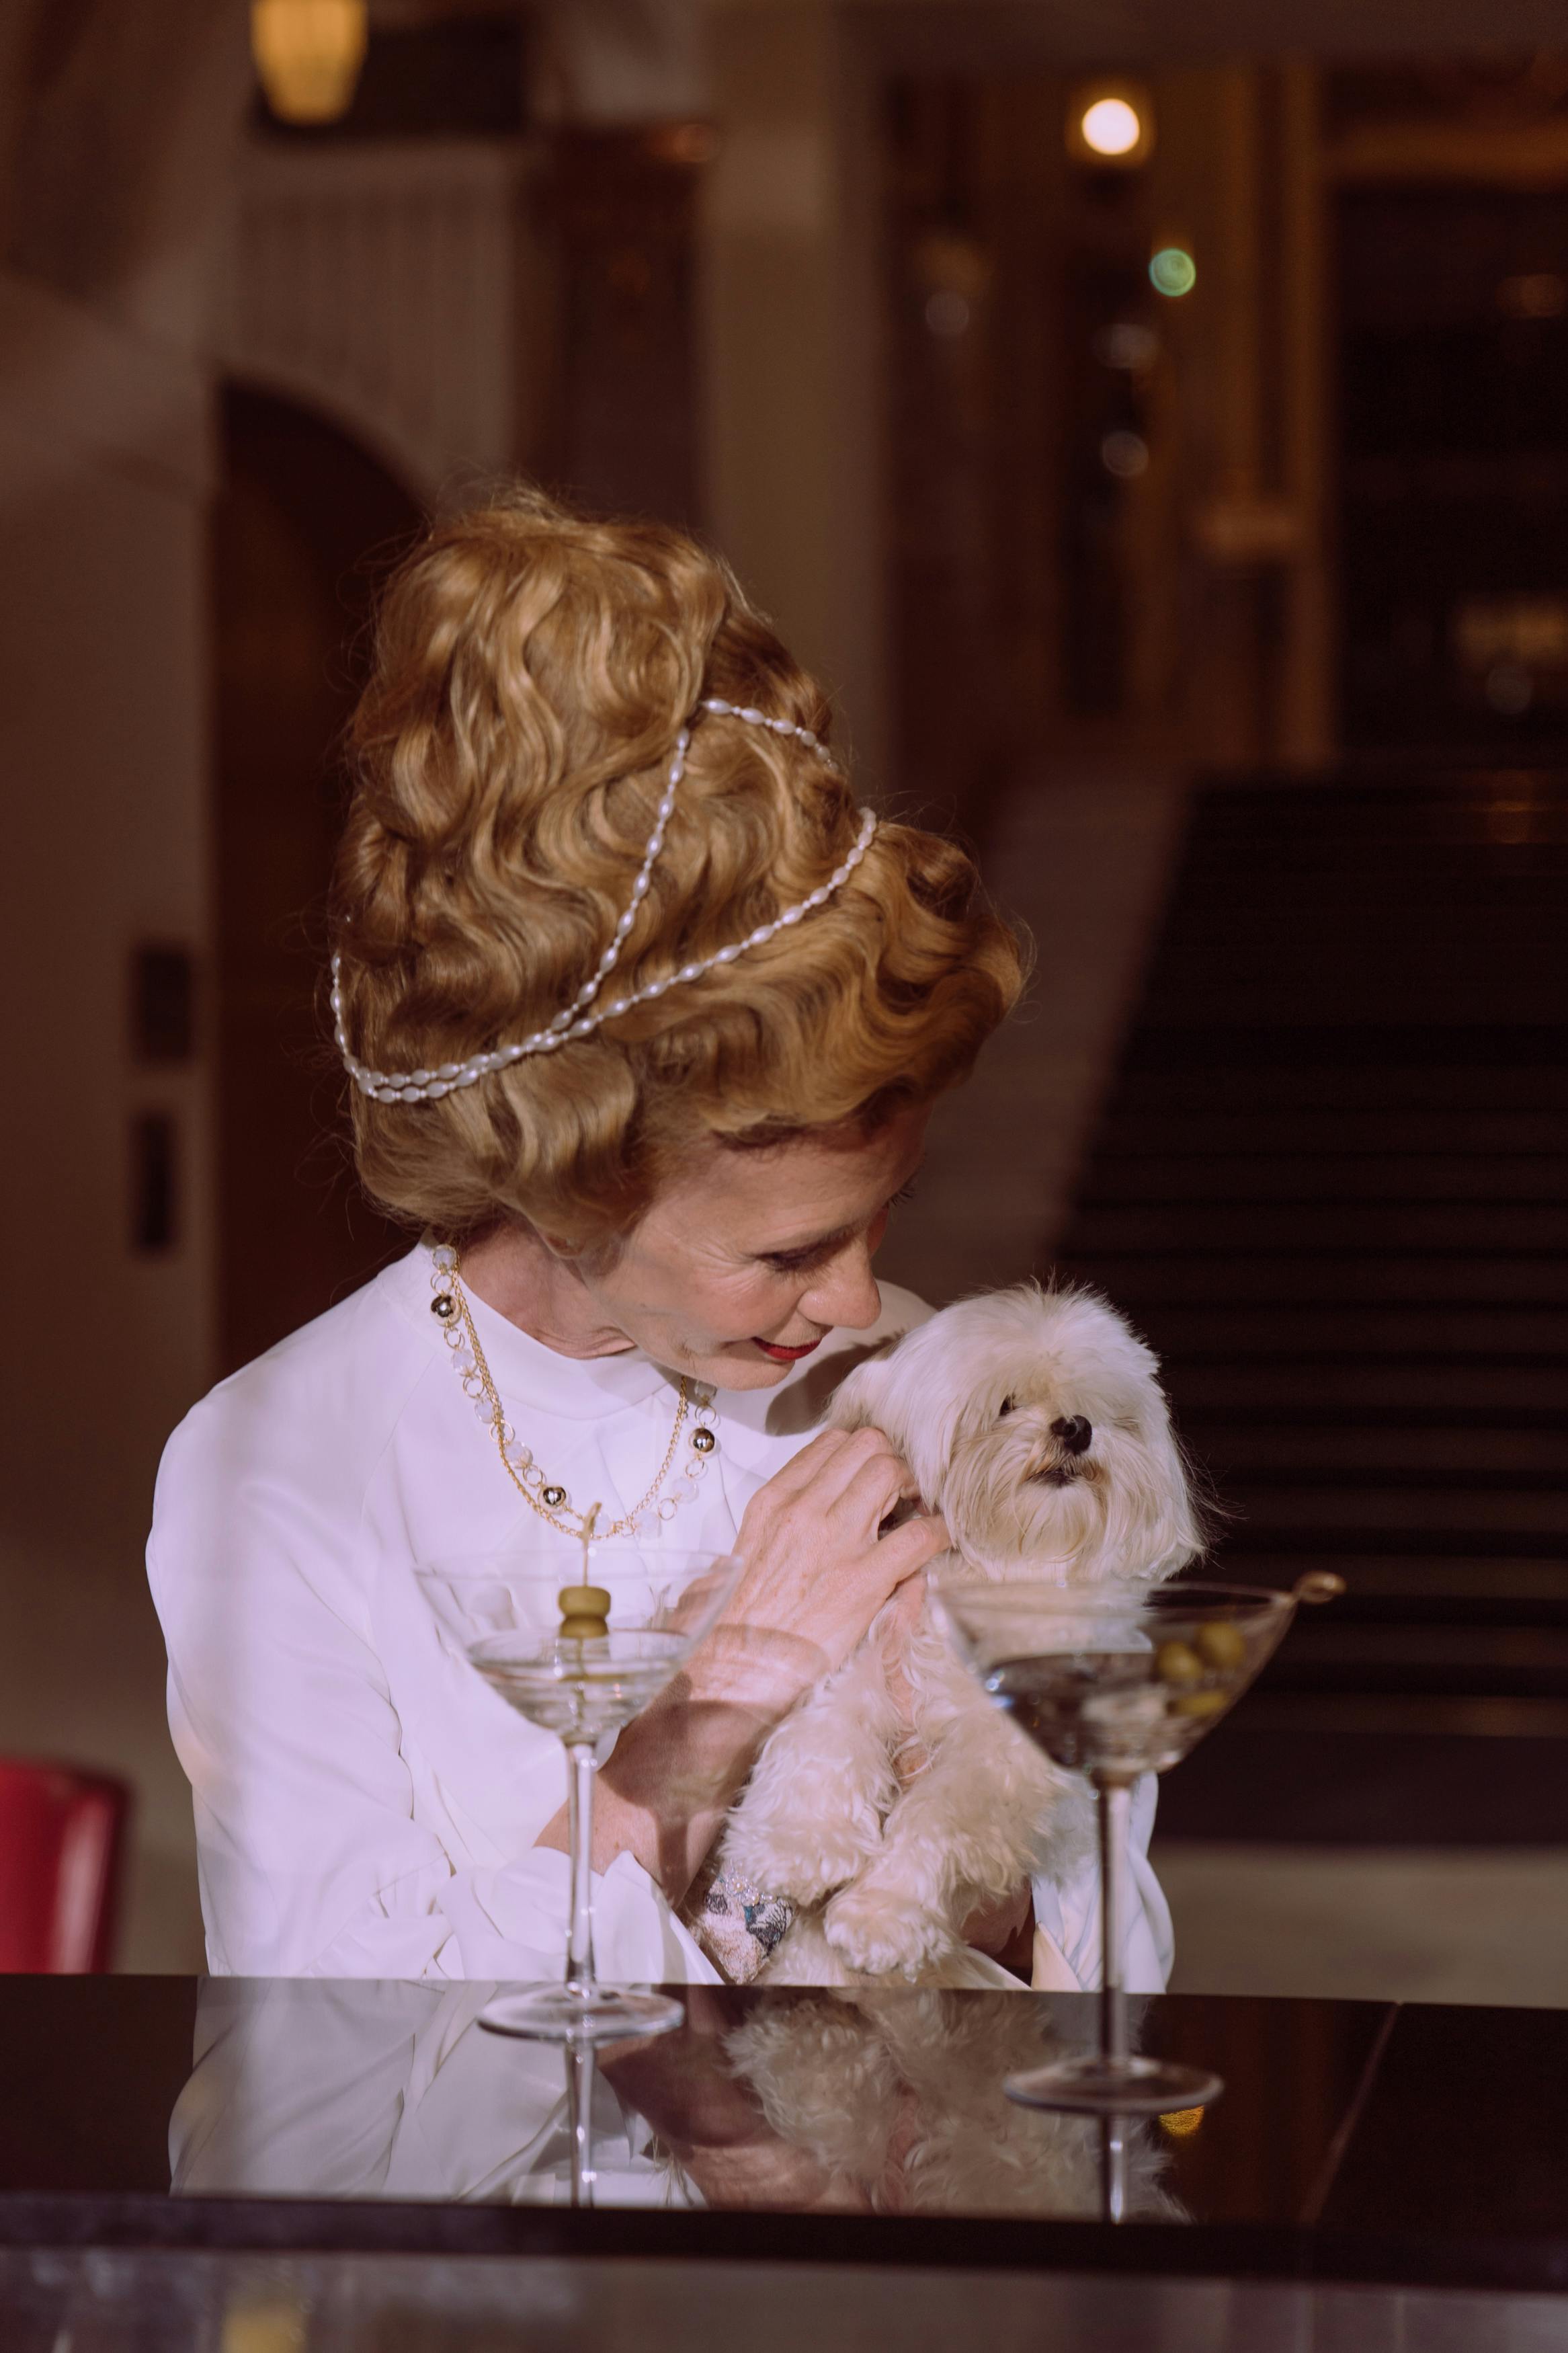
[{"xmin": 148, "ymin": 1241, "xmax": 1173, "ymax": 1989}]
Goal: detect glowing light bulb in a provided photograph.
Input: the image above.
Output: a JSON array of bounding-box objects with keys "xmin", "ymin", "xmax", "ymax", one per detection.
[
  {"xmin": 1081, "ymin": 97, "xmax": 1142, "ymax": 157},
  {"xmin": 251, "ymin": 0, "xmax": 368, "ymax": 126},
  {"xmin": 1150, "ymin": 246, "xmax": 1198, "ymax": 298}
]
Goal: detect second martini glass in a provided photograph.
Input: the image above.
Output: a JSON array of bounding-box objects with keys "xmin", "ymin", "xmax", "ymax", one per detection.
[
  {"xmin": 416, "ymin": 1540, "xmax": 741, "ymax": 2045},
  {"xmin": 932, "ymin": 1572, "xmax": 1342, "ymax": 2116}
]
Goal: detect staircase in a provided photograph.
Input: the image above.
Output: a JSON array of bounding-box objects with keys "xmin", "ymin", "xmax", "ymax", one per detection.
[{"xmin": 1053, "ymin": 772, "xmax": 1568, "ymax": 1842}]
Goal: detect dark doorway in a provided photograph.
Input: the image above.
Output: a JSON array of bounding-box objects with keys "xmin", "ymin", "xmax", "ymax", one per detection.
[
  {"xmin": 1339, "ymin": 184, "xmax": 1568, "ymax": 754},
  {"xmin": 211, "ymin": 385, "xmax": 421, "ymax": 1374}
]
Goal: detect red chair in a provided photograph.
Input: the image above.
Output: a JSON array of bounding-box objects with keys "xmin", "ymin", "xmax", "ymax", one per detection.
[{"xmin": 0, "ymin": 1761, "xmax": 131, "ymax": 1972}]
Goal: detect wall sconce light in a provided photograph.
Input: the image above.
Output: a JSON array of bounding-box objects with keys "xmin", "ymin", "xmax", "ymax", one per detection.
[
  {"xmin": 1067, "ymin": 84, "xmax": 1155, "ymax": 169},
  {"xmin": 251, "ymin": 0, "xmax": 368, "ymax": 127},
  {"xmin": 1149, "ymin": 244, "xmax": 1198, "ymax": 298}
]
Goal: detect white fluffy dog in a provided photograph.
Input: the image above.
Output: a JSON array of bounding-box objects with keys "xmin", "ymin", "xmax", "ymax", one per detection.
[
  {"xmin": 710, "ymin": 1283, "xmax": 1202, "ymax": 1985},
  {"xmin": 719, "ymin": 1990, "xmax": 1184, "ymax": 2218}
]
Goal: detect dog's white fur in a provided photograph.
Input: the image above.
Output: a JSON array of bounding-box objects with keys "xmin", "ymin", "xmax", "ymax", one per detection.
[
  {"xmin": 718, "ymin": 1990, "xmax": 1184, "ymax": 2217},
  {"xmin": 716, "ymin": 1283, "xmax": 1202, "ymax": 1984}
]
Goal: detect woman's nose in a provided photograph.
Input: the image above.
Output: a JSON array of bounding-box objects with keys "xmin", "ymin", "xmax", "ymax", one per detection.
[
  {"xmin": 802, "ymin": 1243, "xmax": 882, "ymax": 1333},
  {"xmin": 1051, "ymin": 1414, "xmax": 1093, "ymax": 1455}
]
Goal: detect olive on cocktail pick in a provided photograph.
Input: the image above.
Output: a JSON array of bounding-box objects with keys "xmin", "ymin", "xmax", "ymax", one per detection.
[
  {"xmin": 1155, "ymin": 1639, "xmax": 1203, "ymax": 1686},
  {"xmin": 559, "ymin": 1503, "xmax": 610, "ymax": 1640},
  {"xmin": 1195, "ymin": 1620, "xmax": 1247, "ymax": 1672},
  {"xmin": 557, "ymin": 1586, "xmax": 612, "ymax": 1642}
]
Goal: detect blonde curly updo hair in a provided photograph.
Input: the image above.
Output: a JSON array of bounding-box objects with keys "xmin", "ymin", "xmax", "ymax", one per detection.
[{"xmin": 331, "ymin": 485, "xmax": 1024, "ymax": 1253}]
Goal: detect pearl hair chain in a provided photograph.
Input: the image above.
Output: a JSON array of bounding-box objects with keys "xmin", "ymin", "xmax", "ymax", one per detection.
[{"xmin": 333, "ymin": 697, "xmax": 877, "ymax": 1106}]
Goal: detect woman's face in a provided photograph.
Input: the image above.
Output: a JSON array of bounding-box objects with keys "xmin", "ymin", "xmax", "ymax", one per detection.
[{"xmin": 580, "ymin": 1103, "xmax": 930, "ymax": 1389}]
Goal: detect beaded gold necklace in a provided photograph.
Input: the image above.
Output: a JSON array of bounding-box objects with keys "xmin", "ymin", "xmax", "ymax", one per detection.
[{"xmin": 427, "ymin": 1242, "xmax": 717, "ymax": 1539}]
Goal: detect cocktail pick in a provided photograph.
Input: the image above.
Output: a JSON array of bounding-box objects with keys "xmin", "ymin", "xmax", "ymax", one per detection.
[{"xmin": 558, "ymin": 1503, "xmax": 611, "ymax": 1640}]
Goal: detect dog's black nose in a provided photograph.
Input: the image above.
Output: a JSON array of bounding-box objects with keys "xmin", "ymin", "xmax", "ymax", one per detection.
[{"xmin": 1052, "ymin": 1415, "xmax": 1093, "ymax": 1455}]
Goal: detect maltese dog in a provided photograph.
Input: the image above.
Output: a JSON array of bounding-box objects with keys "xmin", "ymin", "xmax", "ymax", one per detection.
[
  {"xmin": 702, "ymin": 1283, "xmax": 1202, "ymax": 1985},
  {"xmin": 716, "ymin": 1989, "xmax": 1184, "ymax": 2218}
]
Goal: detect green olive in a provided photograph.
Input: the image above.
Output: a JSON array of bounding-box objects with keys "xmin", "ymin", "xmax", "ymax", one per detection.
[
  {"xmin": 558, "ymin": 1584, "xmax": 612, "ymax": 1642},
  {"xmin": 1155, "ymin": 1639, "xmax": 1204, "ymax": 1686},
  {"xmin": 1196, "ymin": 1620, "xmax": 1247, "ymax": 1671},
  {"xmin": 1174, "ymin": 1687, "xmax": 1231, "ymax": 1719}
]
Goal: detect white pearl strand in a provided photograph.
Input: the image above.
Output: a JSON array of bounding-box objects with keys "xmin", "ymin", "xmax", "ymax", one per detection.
[{"xmin": 332, "ymin": 698, "xmax": 876, "ymax": 1105}]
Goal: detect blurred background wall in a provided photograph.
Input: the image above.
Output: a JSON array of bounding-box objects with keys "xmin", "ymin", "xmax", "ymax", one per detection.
[{"xmin": 1, "ymin": 0, "xmax": 1565, "ymax": 1987}]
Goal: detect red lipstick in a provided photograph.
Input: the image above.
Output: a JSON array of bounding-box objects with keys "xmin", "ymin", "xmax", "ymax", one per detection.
[{"xmin": 753, "ymin": 1337, "xmax": 822, "ymax": 1363}]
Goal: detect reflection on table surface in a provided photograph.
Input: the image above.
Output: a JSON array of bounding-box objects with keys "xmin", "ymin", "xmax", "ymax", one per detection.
[
  {"xmin": 166, "ymin": 1977, "xmax": 1381, "ymax": 2225},
  {"xmin": 3, "ymin": 1975, "xmax": 1568, "ymax": 2276},
  {"xmin": 13, "ymin": 2245, "xmax": 1567, "ymax": 2353}
]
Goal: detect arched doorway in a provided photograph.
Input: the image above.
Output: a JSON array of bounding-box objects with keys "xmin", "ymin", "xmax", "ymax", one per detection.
[{"xmin": 210, "ymin": 385, "xmax": 423, "ymax": 1374}]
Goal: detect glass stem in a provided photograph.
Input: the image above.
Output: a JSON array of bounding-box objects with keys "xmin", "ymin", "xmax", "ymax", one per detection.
[
  {"xmin": 567, "ymin": 2042, "xmax": 596, "ymax": 2208},
  {"xmin": 565, "ymin": 1740, "xmax": 597, "ymax": 1997},
  {"xmin": 1100, "ymin": 2114, "xmax": 1128, "ymax": 2224},
  {"xmin": 1096, "ymin": 1773, "xmax": 1132, "ymax": 2072}
]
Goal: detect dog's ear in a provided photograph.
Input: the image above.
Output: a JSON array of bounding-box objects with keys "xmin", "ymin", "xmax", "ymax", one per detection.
[{"xmin": 821, "ymin": 1335, "xmax": 901, "ymax": 1435}]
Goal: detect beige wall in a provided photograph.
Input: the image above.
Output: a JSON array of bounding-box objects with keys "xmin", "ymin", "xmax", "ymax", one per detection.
[
  {"xmin": 0, "ymin": 270, "xmax": 216, "ymax": 1967},
  {"xmin": 702, "ymin": 2, "xmax": 888, "ymax": 785},
  {"xmin": 0, "ymin": 0, "xmax": 250, "ymax": 1968}
]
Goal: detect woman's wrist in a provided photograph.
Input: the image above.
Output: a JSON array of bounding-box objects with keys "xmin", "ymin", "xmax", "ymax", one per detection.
[{"xmin": 534, "ymin": 1680, "xmax": 774, "ymax": 1908}]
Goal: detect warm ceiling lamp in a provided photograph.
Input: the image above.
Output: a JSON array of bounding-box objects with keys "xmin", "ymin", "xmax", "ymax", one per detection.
[
  {"xmin": 1067, "ymin": 83, "xmax": 1155, "ymax": 168},
  {"xmin": 251, "ymin": 0, "xmax": 368, "ymax": 126}
]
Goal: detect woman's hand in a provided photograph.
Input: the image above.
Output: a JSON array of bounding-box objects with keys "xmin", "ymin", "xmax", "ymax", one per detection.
[
  {"xmin": 688, "ymin": 1425, "xmax": 950, "ymax": 1717},
  {"xmin": 542, "ymin": 1427, "xmax": 947, "ymax": 1905}
]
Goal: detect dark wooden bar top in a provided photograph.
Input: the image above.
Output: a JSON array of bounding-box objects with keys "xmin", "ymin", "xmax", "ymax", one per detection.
[{"xmin": 1, "ymin": 1975, "xmax": 1566, "ymax": 2308}]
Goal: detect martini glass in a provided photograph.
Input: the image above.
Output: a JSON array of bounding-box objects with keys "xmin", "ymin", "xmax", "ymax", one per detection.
[
  {"xmin": 932, "ymin": 1572, "xmax": 1342, "ymax": 2116},
  {"xmin": 415, "ymin": 1542, "xmax": 742, "ymax": 2045}
]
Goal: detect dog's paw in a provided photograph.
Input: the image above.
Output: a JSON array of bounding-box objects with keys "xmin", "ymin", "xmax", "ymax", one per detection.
[
  {"xmin": 727, "ymin": 1817, "xmax": 880, "ymax": 1907},
  {"xmin": 822, "ymin": 1878, "xmax": 949, "ymax": 1979}
]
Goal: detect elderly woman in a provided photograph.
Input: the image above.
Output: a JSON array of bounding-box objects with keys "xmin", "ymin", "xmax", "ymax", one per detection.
[{"xmin": 149, "ymin": 490, "xmax": 1171, "ymax": 1991}]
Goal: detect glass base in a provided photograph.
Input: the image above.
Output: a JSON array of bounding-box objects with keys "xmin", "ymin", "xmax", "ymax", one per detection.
[
  {"xmin": 1005, "ymin": 2053, "xmax": 1224, "ymax": 2117},
  {"xmin": 479, "ymin": 1985, "xmax": 684, "ymax": 2045}
]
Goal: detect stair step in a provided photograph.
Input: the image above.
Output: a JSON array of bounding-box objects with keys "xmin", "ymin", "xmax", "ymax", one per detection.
[
  {"xmin": 1155, "ymin": 1715, "xmax": 1568, "ymax": 1844},
  {"xmin": 1122, "ymin": 1025, "xmax": 1568, "ymax": 1074},
  {"xmin": 1271, "ymin": 1626, "xmax": 1568, "ymax": 1672},
  {"xmin": 1184, "ymin": 1423, "xmax": 1568, "ymax": 1478},
  {"xmin": 1136, "ymin": 975, "xmax": 1568, "ymax": 1029},
  {"xmin": 1113, "ymin": 1065, "xmax": 1568, "ymax": 1111},
  {"xmin": 1097, "ymin": 1111, "xmax": 1568, "ymax": 1156},
  {"xmin": 1083, "ymin": 1154, "xmax": 1568, "ymax": 1205},
  {"xmin": 1212, "ymin": 1555, "xmax": 1568, "ymax": 1602},
  {"xmin": 1169, "ymin": 1361, "xmax": 1568, "ymax": 1414},
  {"xmin": 1214, "ymin": 1522, "xmax": 1567, "ymax": 1559},
  {"xmin": 1221, "ymin": 1482, "xmax": 1568, "ymax": 1535},
  {"xmin": 1072, "ymin": 1201, "xmax": 1568, "ymax": 1252},
  {"xmin": 1062, "ymin": 1251, "xmax": 1568, "ymax": 1305},
  {"xmin": 1144, "ymin": 1306, "xmax": 1568, "ymax": 1357},
  {"xmin": 1049, "ymin": 773, "xmax": 1568, "ymax": 1739},
  {"xmin": 1161, "ymin": 871, "xmax": 1568, "ymax": 907}
]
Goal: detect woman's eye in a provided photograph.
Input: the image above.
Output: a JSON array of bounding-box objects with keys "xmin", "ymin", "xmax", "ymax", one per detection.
[{"xmin": 998, "ymin": 1395, "xmax": 1016, "ymax": 1418}]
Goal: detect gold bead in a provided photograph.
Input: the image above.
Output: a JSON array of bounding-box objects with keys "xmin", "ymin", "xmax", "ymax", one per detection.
[
  {"xmin": 542, "ymin": 1484, "xmax": 568, "ymax": 1509},
  {"xmin": 692, "ymin": 1426, "xmax": 716, "ymax": 1454},
  {"xmin": 430, "ymin": 1293, "xmax": 456, "ymax": 1319}
]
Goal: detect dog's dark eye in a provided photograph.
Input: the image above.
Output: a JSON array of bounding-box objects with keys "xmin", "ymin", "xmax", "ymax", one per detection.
[{"xmin": 998, "ymin": 1394, "xmax": 1017, "ymax": 1418}]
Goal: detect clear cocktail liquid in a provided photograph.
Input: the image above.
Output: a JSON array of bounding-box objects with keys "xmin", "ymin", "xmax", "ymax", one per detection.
[
  {"xmin": 983, "ymin": 1648, "xmax": 1244, "ymax": 1776},
  {"xmin": 471, "ymin": 1630, "xmax": 688, "ymax": 1743}
]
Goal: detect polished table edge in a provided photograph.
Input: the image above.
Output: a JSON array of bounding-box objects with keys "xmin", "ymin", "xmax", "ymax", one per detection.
[{"xmin": 3, "ymin": 2196, "xmax": 1567, "ymax": 2297}]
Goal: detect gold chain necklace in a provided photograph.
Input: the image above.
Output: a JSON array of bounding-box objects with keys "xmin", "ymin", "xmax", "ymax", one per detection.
[{"xmin": 427, "ymin": 1242, "xmax": 717, "ymax": 1540}]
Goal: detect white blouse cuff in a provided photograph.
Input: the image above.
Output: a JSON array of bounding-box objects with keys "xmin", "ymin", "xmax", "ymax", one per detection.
[{"xmin": 439, "ymin": 1848, "xmax": 724, "ymax": 1987}]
